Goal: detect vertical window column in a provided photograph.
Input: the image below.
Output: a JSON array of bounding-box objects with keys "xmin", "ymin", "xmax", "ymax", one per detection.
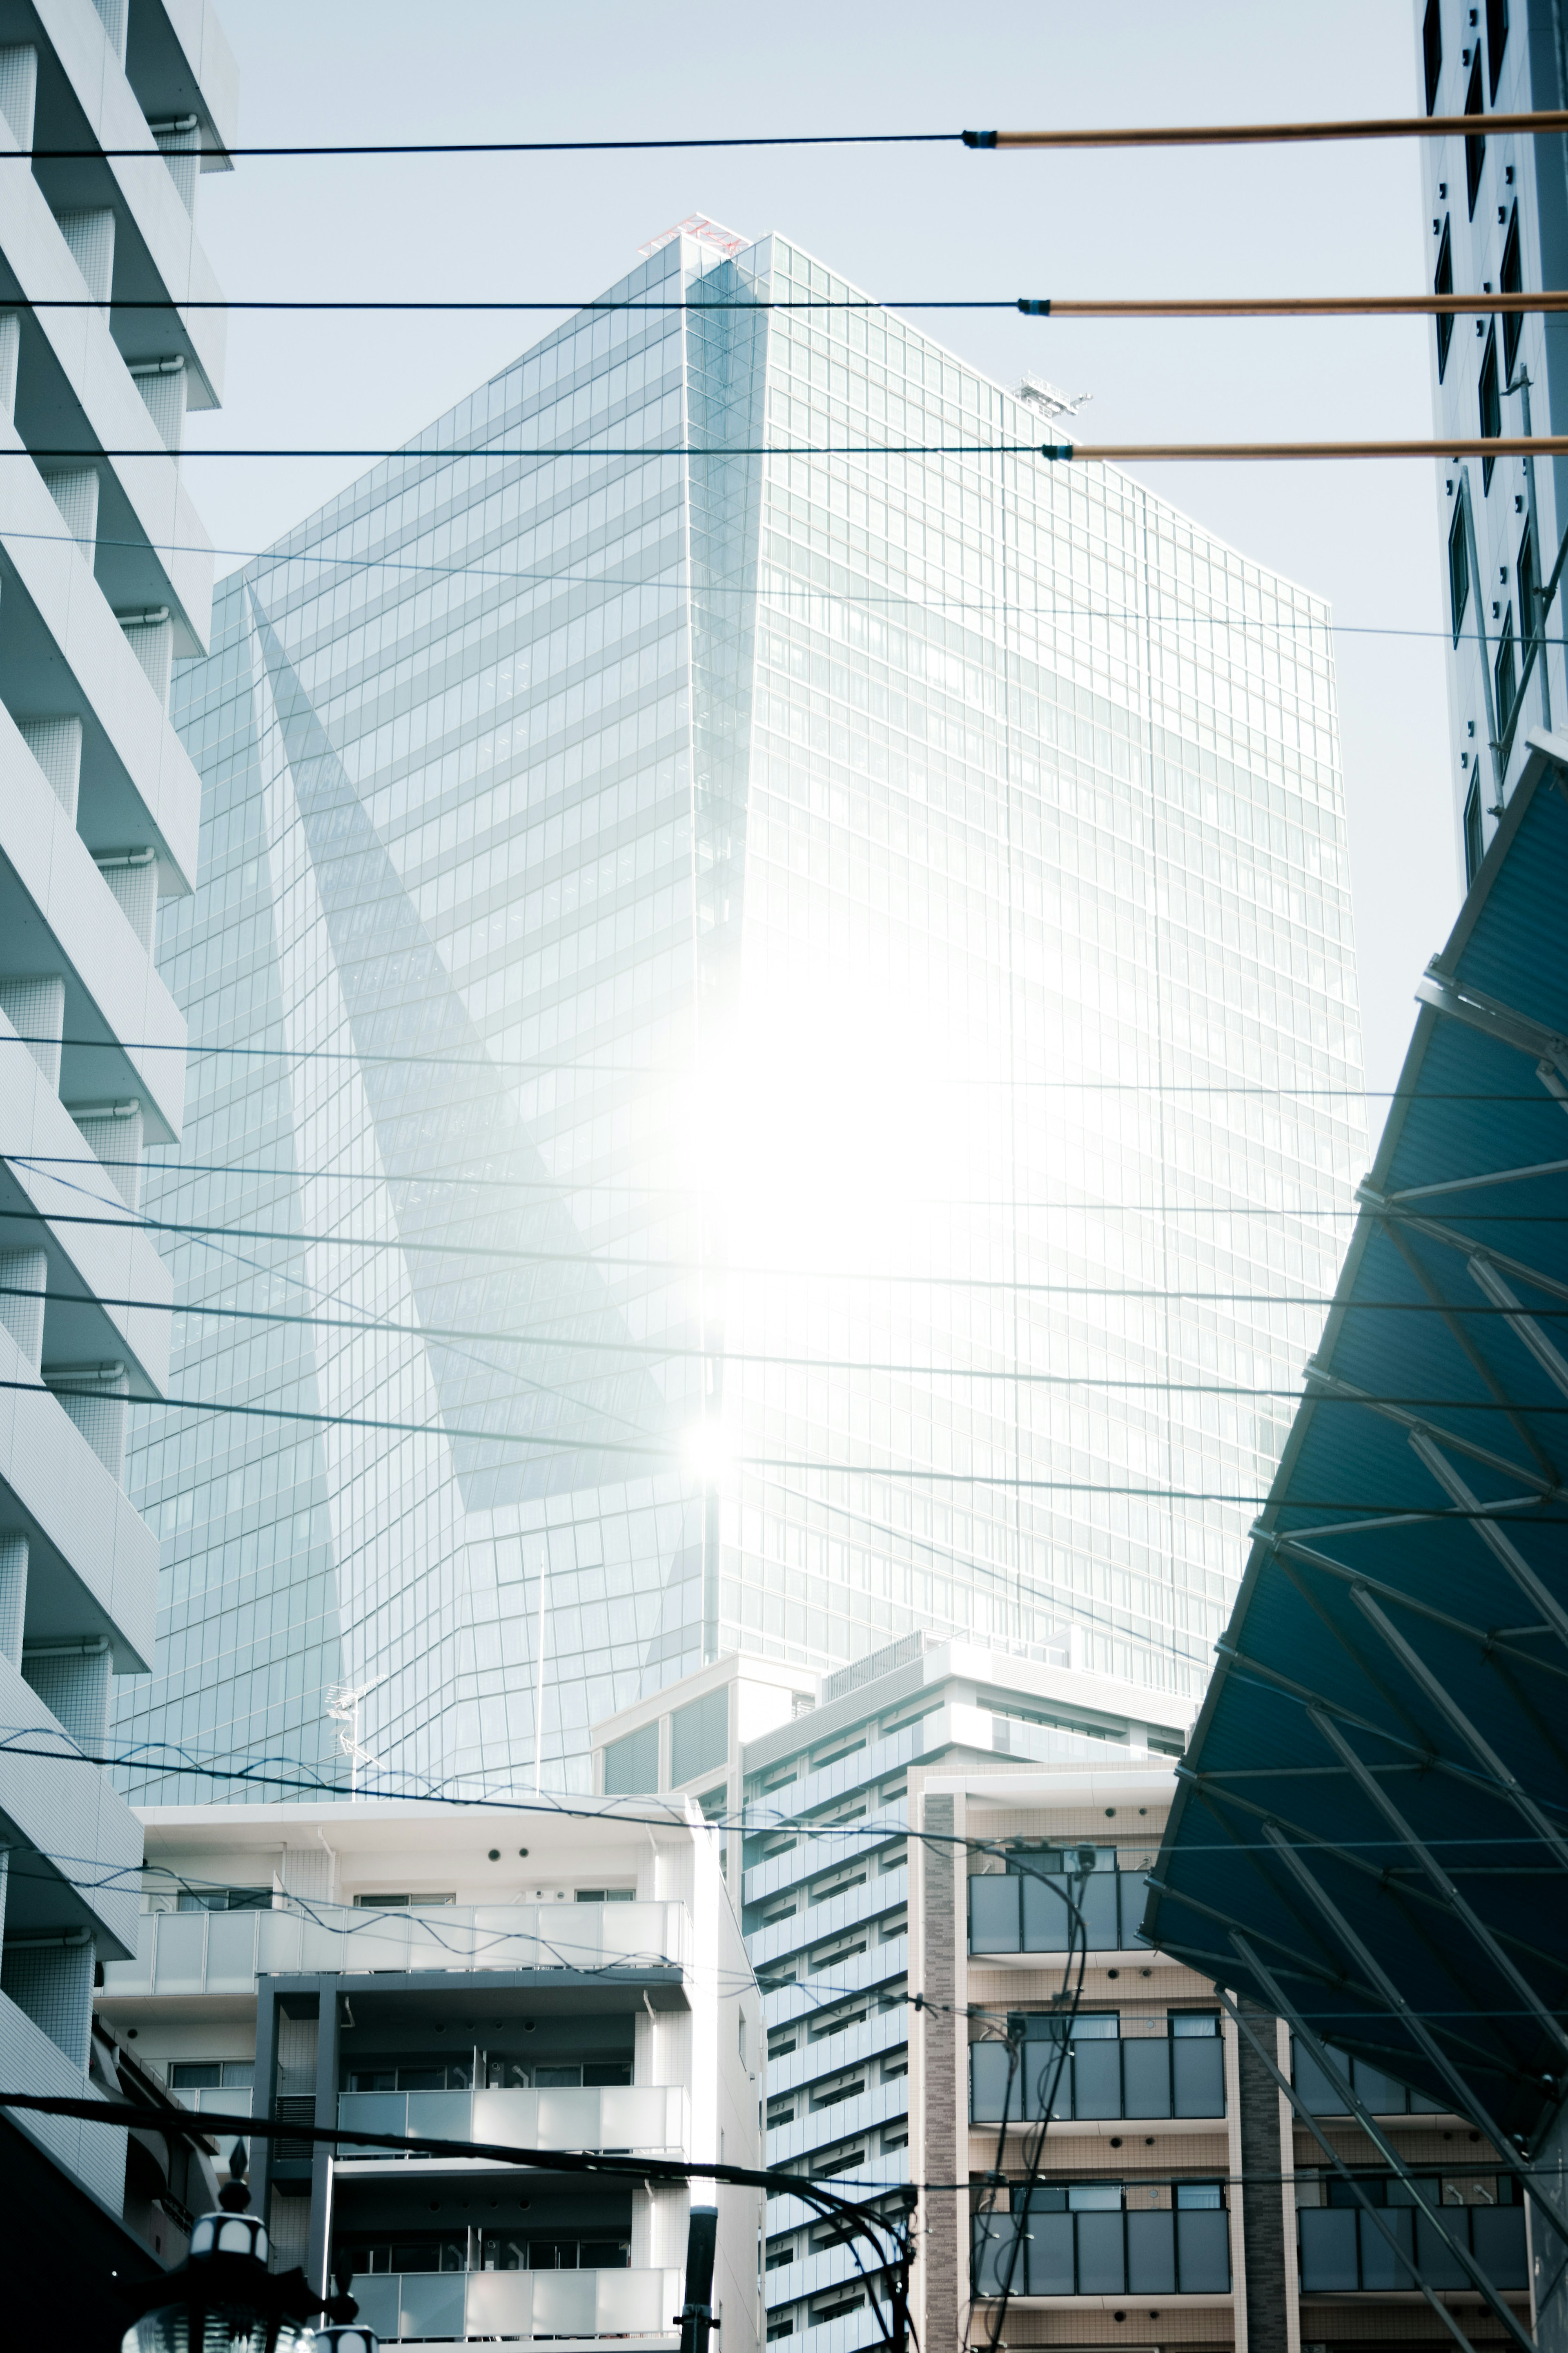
[
  {"xmin": 92, "ymin": 845, "xmax": 158, "ymax": 951},
  {"xmin": 20, "ymin": 717, "xmax": 82, "ymax": 825},
  {"xmin": 44, "ymin": 1362, "xmax": 129, "ymax": 1483},
  {"xmin": 22, "ymin": 1639, "xmax": 112, "ymax": 1751},
  {"xmin": 0, "ymin": 1931, "xmax": 96, "ymax": 2066},
  {"xmin": 0, "ymin": 1249, "xmax": 46, "ymax": 1374},
  {"xmin": 0, "ymin": 1534, "xmax": 26, "ymax": 1668},
  {"xmin": 54, "ymin": 208, "xmax": 115, "ymax": 306},
  {"xmin": 119, "ymin": 610, "xmax": 174, "ymax": 711},
  {"xmin": 0, "ymin": 974, "xmax": 66, "ymax": 1089},
  {"xmin": 68, "ymin": 1098, "xmax": 143, "ymax": 1208},
  {"xmin": 149, "ymin": 119, "xmax": 201, "ymax": 221},
  {"xmin": 130, "ymin": 357, "xmax": 187, "ymax": 454},
  {"xmin": 0, "ymin": 46, "xmax": 36, "ymax": 156}
]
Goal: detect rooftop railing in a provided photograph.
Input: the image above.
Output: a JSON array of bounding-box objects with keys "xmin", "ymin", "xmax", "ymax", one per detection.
[
  {"xmin": 337, "ymin": 2083, "xmax": 689, "ymax": 2161},
  {"xmin": 1298, "ymin": 2201, "xmax": 1526, "ymax": 2293},
  {"xmin": 100, "ymin": 1900, "xmax": 689, "ymax": 1998},
  {"xmin": 353, "ymin": 2264, "xmax": 679, "ymax": 2344},
  {"xmin": 967, "ymin": 1868, "xmax": 1151, "ymax": 1956}
]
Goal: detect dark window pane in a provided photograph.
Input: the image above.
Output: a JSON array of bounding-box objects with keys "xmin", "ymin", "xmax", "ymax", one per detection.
[
  {"xmin": 1473, "ymin": 2204, "xmax": 1528, "ymax": 2289},
  {"xmin": 1424, "ymin": 0, "xmax": 1443, "ymax": 110},
  {"xmin": 583, "ymin": 2060, "xmax": 633, "ymax": 2086},
  {"xmin": 1436, "ymin": 218, "xmax": 1454, "ymax": 379},
  {"xmin": 1025, "ymin": 2212, "xmax": 1076, "ymax": 2296},
  {"xmin": 1299, "ymin": 2208, "xmax": 1359, "ymax": 2292},
  {"xmin": 1292, "ymin": 2039, "xmax": 1345, "ymax": 2113},
  {"xmin": 969, "ymin": 2041, "xmax": 1015, "ymax": 2123},
  {"xmin": 1415, "ymin": 2207, "xmax": 1470, "ymax": 2290},
  {"xmin": 1466, "ymin": 49, "xmax": 1486, "ymax": 217},
  {"xmin": 1020, "ymin": 1870, "xmax": 1072, "ymax": 1951},
  {"xmin": 1076, "ymin": 2212, "xmax": 1127, "ymax": 2294},
  {"xmin": 171, "ymin": 2063, "xmax": 222, "ymax": 2088},
  {"xmin": 969, "ymin": 1875, "xmax": 1020, "ymax": 1953},
  {"xmin": 1480, "ymin": 328, "xmax": 1501, "ymax": 488},
  {"xmin": 1173, "ymin": 2036, "xmax": 1225, "ymax": 2117},
  {"xmin": 1121, "ymin": 2039, "xmax": 1171, "ymax": 2119},
  {"xmin": 1079, "ymin": 1871, "xmax": 1119, "ymax": 1949},
  {"xmin": 1495, "ymin": 607, "xmax": 1516, "ymax": 725},
  {"xmin": 1071, "ymin": 2038, "xmax": 1120, "ymax": 2119},
  {"xmin": 1359, "ymin": 2206, "xmax": 1417, "ymax": 2291},
  {"xmin": 1488, "ymin": 0, "xmax": 1508, "ymax": 99},
  {"xmin": 1501, "ymin": 207, "xmax": 1521, "ymax": 377},
  {"xmin": 1450, "ymin": 502, "xmax": 1471, "ymax": 642},
  {"xmin": 1175, "ymin": 2207, "xmax": 1232, "ymax": 2291},
  {"xmin": 1126, "ymin": 2209, "xmax": 1176, "ymax": 2295}
]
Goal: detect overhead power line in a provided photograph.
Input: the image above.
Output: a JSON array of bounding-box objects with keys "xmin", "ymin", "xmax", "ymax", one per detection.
[
  {"xmin": 0, "ymin": 291, "xmax": 1559, "ymax": 316},
  {"xmin": 0, "ymin": 1033, "xmax": 1514, "ymax": 1096},
  {"xmin": 9, "ymin": 108, "xmax": 1568, "ymax": 160},
  {"xmin": 25, "ymin": 436, "xmax": 1568, "ymax": 461},
  {"xmin": 963, "ymin": 110, "xmax": 1568, "ymax": 148}
]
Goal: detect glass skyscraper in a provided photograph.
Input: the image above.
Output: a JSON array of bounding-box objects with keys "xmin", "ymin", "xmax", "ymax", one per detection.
[{"xmin": 116, "ymin": 217, "xmax": 1365, "ymax": 1803}]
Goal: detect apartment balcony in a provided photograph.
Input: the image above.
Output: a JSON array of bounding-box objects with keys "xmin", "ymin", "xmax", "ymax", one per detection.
[
  {"xmin": 1298, "ymin": 2202, "xmax": 1527, "ymax": 2295},
  {"xmin": 352, "ymin": 2263, "xmax": 680, "ymax": 2347},
  {"xmin": 336, "ymin": 2083, "xmax": 690, "ymax": 2163},
  {"xmin": 973, "ymin": 2205, "xmax": 1232, "ymax": 2300},
  {"xmin": 969, "ymin": 2028, "xmax": 1224, "ymax": 2124},
  {"xmin": 100, "ymin": 1899, "xmax": 690, "ymax": 1999},
  {"xmin": 967, "ymin": 1867, "xmax": 1152, "ymax": 1958}
]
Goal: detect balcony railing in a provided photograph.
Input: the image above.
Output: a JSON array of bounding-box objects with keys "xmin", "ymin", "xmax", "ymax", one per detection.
[
  {"xmin": 970, "ymin": 2032, "xmax": 1224, "ymax": 2123},
  {"xmin": 337, "ymin": 2083, "xmax": 689, "ymax": 2160},
  {"xmin": 352, "ymin": 2264, "xmax": 679, "ymax": 2344},
  {"xmin": 967, "ymin": 1870, "xmax": 1150, "ymax": 1955},
  {"xmin": 1298, "ymin": 2203, "xmax": 1527, "ymax": 2293},
  {"xmin": 1291, "ymin": 2038, "xmax": 1446, "ymax": 2118},
  {"xmin": 100, "ymin": 1901, "xmax": 688, "ymax": 1997},
  {"xmin": 974, "ymin": 2208, "xmax": 1231, "ymax": 2297}
]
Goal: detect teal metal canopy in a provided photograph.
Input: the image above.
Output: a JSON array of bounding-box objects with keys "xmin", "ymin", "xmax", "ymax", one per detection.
[{"xmin": 1147, "ymin": 736, "xmax": 1568, "ymax": 2146}]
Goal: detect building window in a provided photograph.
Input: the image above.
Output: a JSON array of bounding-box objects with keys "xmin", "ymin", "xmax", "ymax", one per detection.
[
  {"xmin": 1424, "ymin": 0, "xmax": 1443, "ymax": 110},
  {"xmin": 1488, "ymin": 0, "xmax": 1508, "ymax": 99},
  {"xmin": 1479, "ymin": 326, "xmax": 1501, "ymax": 487},
  {"xmin": 1501, "ymin": 204, "xmax": 1522, "ymax": 378},
  {"xmin": 1466, "ymin": 47, "xmax": 1486, "ymax": 217},
  {"xmin": 1449, "ymin": 500, "xmax": 1470, "ymax": 642},
  {"xmin": 1494, "ymin": 604, "xmax": 1517, "ymax": 726},
  {"xmin": 1435, "ymin": 216, "xmax": 1454, "ymax": 379},
  {"xmin": 1517, "ymin": 517, "xmax": 1536, "ymax": 651},
  {"xmin": 1464, "ymin": 776, "xmax": 1485, "ymax": 883}
]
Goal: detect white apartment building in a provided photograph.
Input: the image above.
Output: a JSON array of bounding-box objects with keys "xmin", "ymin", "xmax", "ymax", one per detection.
[
  {"xmin": 0, "ymin": 0, "xmax": 236, "ymax": 2334},
  {"xmin": 595, "ymin": 1639, "xmax": 1529, "ymax": 2353},
  {"xmin": 96, "ymin": 1799, "xmax": 764, "ymax": 2353},
  {"xmin": 1415, "ymin": 0, "xmax": 1568, "ymax": 877}
]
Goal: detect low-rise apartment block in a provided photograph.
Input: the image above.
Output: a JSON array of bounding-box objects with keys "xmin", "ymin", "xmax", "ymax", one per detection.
[{"xmin": 95, "ymin": 1799, "xmax": 763, "ymax": 2353}]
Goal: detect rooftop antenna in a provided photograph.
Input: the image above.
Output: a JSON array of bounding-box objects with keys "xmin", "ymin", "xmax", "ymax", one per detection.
[{"xmin": 326, "ymin": 1671, "xmax": 390, "ymax": 1800}]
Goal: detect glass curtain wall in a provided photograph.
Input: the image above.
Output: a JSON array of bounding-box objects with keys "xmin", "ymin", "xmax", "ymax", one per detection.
[{"xmin": 114, "ymin": 226, "xmax": 1363, "ymax": 1802}]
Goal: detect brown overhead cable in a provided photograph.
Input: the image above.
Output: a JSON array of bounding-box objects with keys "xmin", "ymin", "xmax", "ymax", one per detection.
[
  {"xmin": 1027, "ymin": 293, "xmax": 1568, "ymax": 319},
  {"xmin": 1049, "ymin": 436, "xmax": 1568, "ymax": 464},
  {"xmin": 965, "ymin": 110, "xmax": 1568, "ymax": 149}
]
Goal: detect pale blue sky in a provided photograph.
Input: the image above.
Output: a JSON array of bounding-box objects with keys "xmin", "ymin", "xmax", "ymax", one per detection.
[{"xmin": 192, "ymin": 0, "xmax": 1454, "ymax": 1113}]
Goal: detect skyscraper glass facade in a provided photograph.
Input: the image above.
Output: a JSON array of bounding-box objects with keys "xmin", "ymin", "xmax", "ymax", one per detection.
[{"xmin": 115, "ymin": 222, "xmax": 1365, "ymax": 1803}]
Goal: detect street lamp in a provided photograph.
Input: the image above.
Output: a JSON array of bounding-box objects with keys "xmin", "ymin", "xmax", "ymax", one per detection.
[{"xmin": 118, "ymin": 2144, "xmax": 371, "ymax": 2353}]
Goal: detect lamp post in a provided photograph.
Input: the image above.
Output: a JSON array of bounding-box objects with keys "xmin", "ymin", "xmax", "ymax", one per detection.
[{"xmin": 118, "ymin": 2144, "xmax": 373, "ymax": 2353}]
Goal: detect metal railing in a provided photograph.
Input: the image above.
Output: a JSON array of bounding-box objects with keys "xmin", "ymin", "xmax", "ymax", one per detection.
[
  {"xmin": 1291, "ymin": 2038, "xmax": 1447, "ymax": 2118},
  {"xmin": 970, "ymin": 2032, "xmax": 1224, "ymax": 2122},
  {"xmin": 974, "ymin": 2207, "xmax": 1232, "ymax": 2297},
  {"xmin": 352, "ymin": 2264, "xmax": 679, "ymax": 2344},
  {"xmin": 967, "ymin": 1869, "xmax": 1151, "ymax": 1954},
  {"xmin": 100, "ymin": 1900, "xmax": 688, "ymax": 1996},
  {"xmin": 337, "ymin": 2083, "xmax": 689, "ymax": 2160},
  {"xmin": 1298, "ymin": 2203, "xmax": 1527, "ymax": 2293}
]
